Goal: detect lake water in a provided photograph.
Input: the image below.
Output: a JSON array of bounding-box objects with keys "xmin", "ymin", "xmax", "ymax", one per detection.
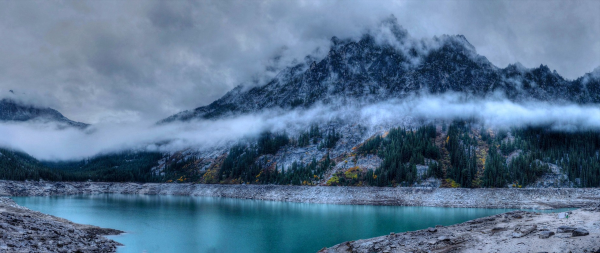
[{"xmin": 12, "ymin": 195, "xmax": 553, "ymax": 253}]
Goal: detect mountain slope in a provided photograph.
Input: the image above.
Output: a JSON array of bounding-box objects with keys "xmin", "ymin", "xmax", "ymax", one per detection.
[
  {"xmin": 148, "ymin": 17, "xmax": 600, "ymax": 188},
  {"xmin": 0, "ymin": 99, "xmax": 89, "ymax": 128},
  {"xmin": 161, "ymin": 16, "xmax": 600, "ymax": 123}
]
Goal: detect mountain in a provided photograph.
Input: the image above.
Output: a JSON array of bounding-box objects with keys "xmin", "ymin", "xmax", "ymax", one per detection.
[
  {"xmin": 161, "ymin": 16, "xmax": 600, "ymax": 123},
  {"xmin": 3, "ymin": 17, "xmax": 600, "ymax": 189},
  {"xmin": 0, "ymin": 99, "xmax": 89, "ymax": 129},
  {"xmin": 142, "ymin": 17, "xmax": 600, "ymax": 188}
]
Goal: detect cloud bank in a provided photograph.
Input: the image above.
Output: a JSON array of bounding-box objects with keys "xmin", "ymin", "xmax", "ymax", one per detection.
[{"xmin": 2, "ymin": 95, "xmax": 600, "ymax": 161}]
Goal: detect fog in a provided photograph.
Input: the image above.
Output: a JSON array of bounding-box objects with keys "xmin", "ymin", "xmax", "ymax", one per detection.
[{"xmin": 2, "ymin": 94, "xmax": 600, "ymax": 161}]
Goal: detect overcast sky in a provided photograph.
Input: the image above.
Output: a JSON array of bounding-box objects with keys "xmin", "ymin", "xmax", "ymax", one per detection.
[{"xmin": 0, "ymin": 0, "xmax": 598, "ymax": 124}]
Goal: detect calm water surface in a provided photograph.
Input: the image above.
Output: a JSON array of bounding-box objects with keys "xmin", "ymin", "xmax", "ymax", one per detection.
[{"xmin": 13, "ymin": 195, "xmax": 550, "ymax": 253}]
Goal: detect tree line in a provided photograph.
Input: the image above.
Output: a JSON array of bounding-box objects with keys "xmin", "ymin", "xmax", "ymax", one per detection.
[{"xmin": 0, "ymin": 148, "xmax": 162, "ymax": 182}]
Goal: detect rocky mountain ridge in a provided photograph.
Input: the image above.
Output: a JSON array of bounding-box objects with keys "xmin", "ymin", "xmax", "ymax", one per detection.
[
  {"xmin": 0, "ymin": 98, "xmax": 88, "ymax": 129},
  {"xmin": 161, "ymin": 16, "xmax": 600, "ymax": 123}
]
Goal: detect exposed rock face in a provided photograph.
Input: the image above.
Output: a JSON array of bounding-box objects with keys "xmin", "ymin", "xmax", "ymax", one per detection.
[
  {"xmin": 528, "ymin": 162, "xmax": 574, "ymax": 188},
  {"xmin": 0, "ymin": 197, "xmax": 122, "ymax": 252},
  {"xmin": 321, "ymin": 209, "xmax": 600, "ymax": 253},
  {"xmin": 0, "ymin": 99, "xmax": 88, "ymax": 128},
  {"xmin": 1, "ymin": 181, "xmax": 599, "ymax": 209}
]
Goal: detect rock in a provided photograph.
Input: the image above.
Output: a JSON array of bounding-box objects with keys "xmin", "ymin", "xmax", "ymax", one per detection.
[
  {"xmin": 437, "ymin": 236, "xmax": 450, "ymax": 241},
  {"xmin": 572, "ymin": 228, "xmax": 589, "ymax": 237},
  {"xmin": 555, "ymin": 234, "xmax": 571, "ymax": 238},
  {"xmin": 491, "ymin": 226, "xmax": 507, "ymax": 234},
  {"xmin": 512, "ymin": 224, "xmax": 537, "ymax": 238},
  {"xmin": 539, "ymin": 231, "xmax": 555, "ymax": 239},
  {"xmin": 557, "ymin": 226, "xmax": 577, "ymax": 233},
  {"xmin": 428, "ymin": 227, "xmax": 437, "ymax": 233}
]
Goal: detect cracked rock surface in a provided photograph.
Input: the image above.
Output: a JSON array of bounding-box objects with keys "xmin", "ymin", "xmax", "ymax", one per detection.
[
  {"xmin": 321, "ymin": 207, "xmax": 600, "ymax": 253},
  {"xmin": 0, "ymin": 197, "xmax": 122, "ymax": 253}
]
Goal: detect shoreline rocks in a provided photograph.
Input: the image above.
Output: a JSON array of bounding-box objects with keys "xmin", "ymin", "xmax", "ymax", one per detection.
[
  {"xmin": 0, "ymin": 197, "xmax": 123, "ymax": 253},
  {"xmin": 0, "ymin": 180, "xmax": 599, "ymax": 209},
  {"xmin": 321, "ymin": 209, "xmax": 600, "ymax": 253}
]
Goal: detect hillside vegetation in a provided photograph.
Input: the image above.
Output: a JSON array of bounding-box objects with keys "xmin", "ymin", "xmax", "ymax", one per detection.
[{"xmin": 2, "ymin": 121, "xmax": 599, "ymax": 188}]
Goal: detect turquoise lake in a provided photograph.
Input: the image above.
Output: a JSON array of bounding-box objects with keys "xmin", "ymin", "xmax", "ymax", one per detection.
[{"xmin": 12, "ymin": 195, "xmax": 551, "ymax": 253}]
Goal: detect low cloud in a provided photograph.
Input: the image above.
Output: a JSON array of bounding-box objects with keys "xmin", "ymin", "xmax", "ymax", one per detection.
[{"xmin": 2, "ymin": 94, "xmax": 600, "ymax": 161}]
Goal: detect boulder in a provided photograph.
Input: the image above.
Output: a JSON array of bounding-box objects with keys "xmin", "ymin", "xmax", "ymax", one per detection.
[
  {"xmin": 539, "ymin": 231, "xmax": 555, "ymax": 239},
  {"xmin": 572, "ymin": 228, "xmax": 589, "ymax": 237},
  {"xmin": 557, "ymin": 226, "xmax": 577, "ymax": 233},
  {"xmin": 437, "ymin": 236, "xmax": 450, "ymax": 241},
  {"xmin": 512, "ymin": 224, "xmax": 537, "ymax": 238}
]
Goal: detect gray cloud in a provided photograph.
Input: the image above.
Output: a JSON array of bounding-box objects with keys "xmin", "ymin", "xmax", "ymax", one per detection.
[{"xmin": 0, "ymin": 0, "xmax": 598, "ymax": 124}]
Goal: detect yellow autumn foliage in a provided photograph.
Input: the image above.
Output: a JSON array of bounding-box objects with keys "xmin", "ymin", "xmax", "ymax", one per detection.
[
  {"xmin": 344, "ymin": 166, "xmax": 359, "ymax": 179},
  {"xmin": 202, "ymin": 168, "xmax": 219, "ymax": 184},
  {"xmin": 446, "ymin": 178, "xmax": 460, "ymax": 188},
  {"xmin": 327, "ymin": 176, "xmax": 340, "ymax": 186}
]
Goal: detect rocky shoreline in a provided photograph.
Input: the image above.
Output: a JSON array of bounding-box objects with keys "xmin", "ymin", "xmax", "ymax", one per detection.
[
  {"xmin": 321, "ymin": 206, "xmax": 600, "ymax": 253},
  {"xmin": 2, "ymin": 180, "xmax": 600, "ymax": 252},
  {"xmin": 1, "ymin": 180, "xmax": 599, "ymax": 209},
  {"xmin": 0, "ymin": 197, "xmax": 122, "ymax": 252}
]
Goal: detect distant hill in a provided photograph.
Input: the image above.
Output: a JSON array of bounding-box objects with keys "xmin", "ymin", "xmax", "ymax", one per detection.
[
  {"xmin": 0, "ymin": 99, "xmax": 88, "ymax": 129},
  {"xmin": 0, "ymin": 146, "xmax": 162, "ymax": 182}
]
